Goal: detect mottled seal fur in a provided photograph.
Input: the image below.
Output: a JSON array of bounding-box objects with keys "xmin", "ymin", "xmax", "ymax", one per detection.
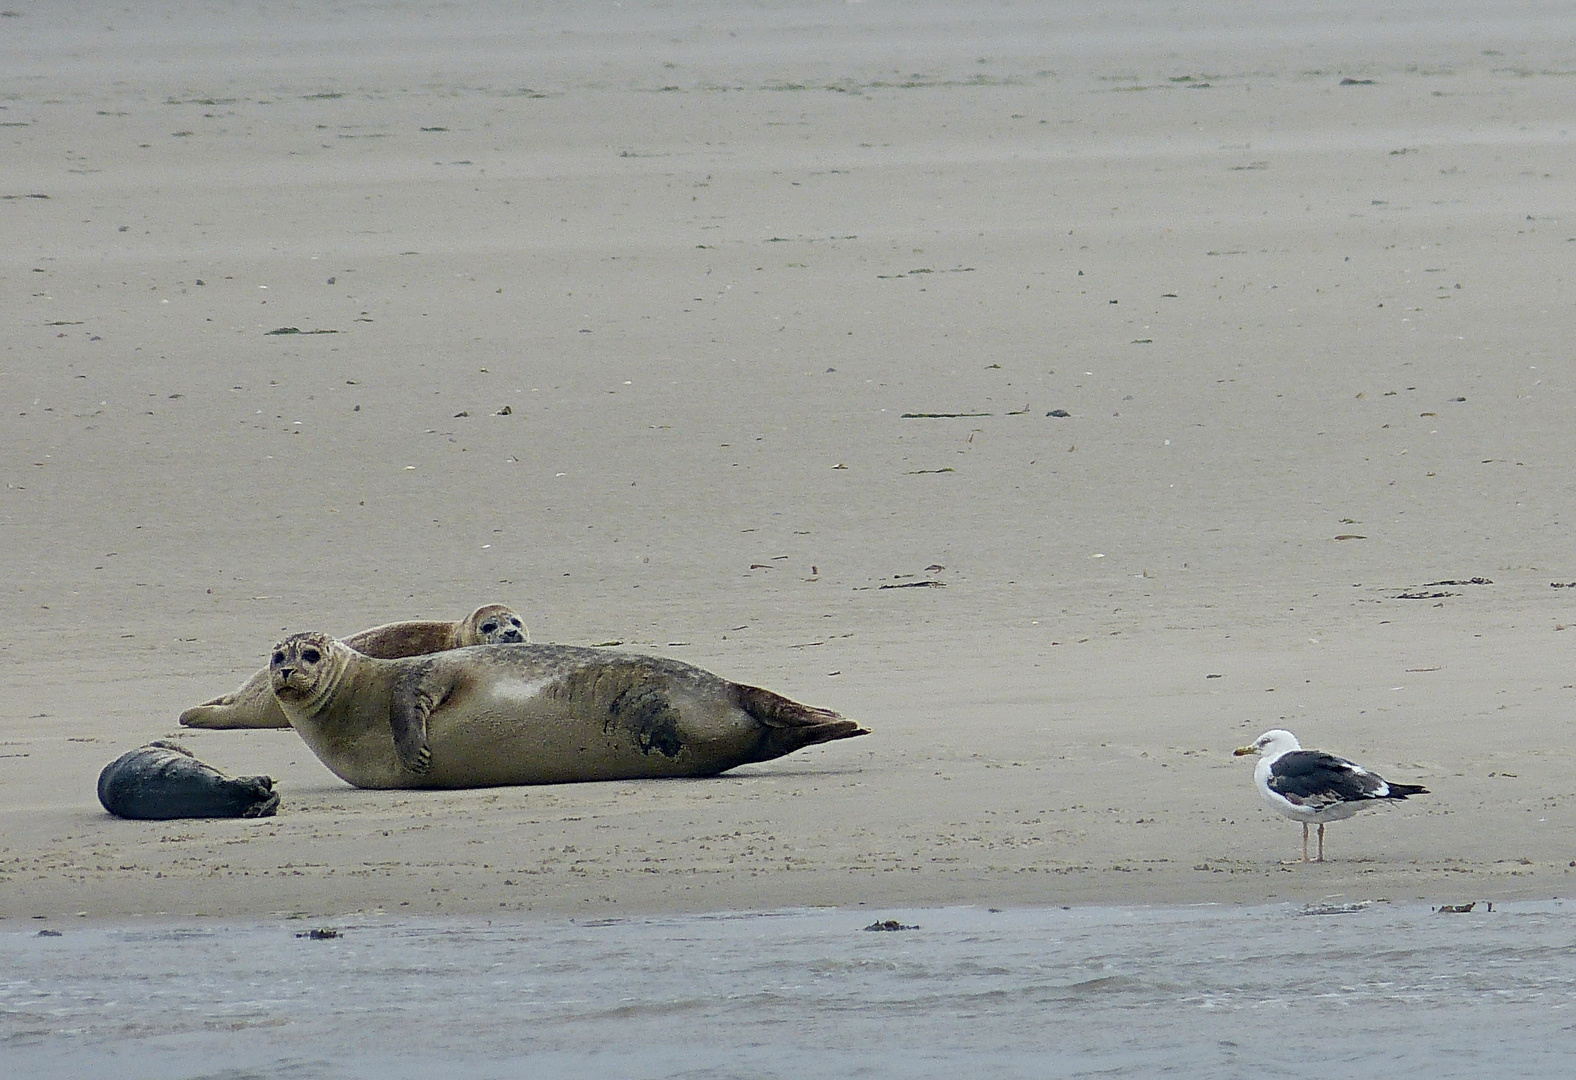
[
  {"xmin": 97, "ymin": 741, "xmax": 280, "ymax": 819},
  {"xmin": 268, "ymin": 634, "xmax": 869, "ymax": 790},
  {"xmin": 180, "ymin": 603, "xmax": 528, "ymax": 730}
]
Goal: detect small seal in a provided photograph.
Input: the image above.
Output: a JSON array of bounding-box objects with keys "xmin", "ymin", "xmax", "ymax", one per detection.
[
  {"xmin": 269, "ymin": 634, "xmax": 869, "ymax": 789},
  {"xmin": 97, "ymin": 740, "xmax": 280, "ymax": 819},
  {"xmin": 179, "ymin": 603, "xmax": 528, "ymax": 729}
]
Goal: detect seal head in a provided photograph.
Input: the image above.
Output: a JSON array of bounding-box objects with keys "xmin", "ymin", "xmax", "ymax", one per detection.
[
  {"xmin": 269, "ymin": 631, "xmax": 349, "ymax": 718},
  {"xmin": 465, "ymin": 603, "xmax": 527, "ymax": 644}
]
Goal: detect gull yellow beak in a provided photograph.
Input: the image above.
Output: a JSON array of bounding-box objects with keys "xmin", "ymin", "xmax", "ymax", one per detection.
[{"xmin": 1233, "ymin": 745, "xmax": 1258, "ymax": 756}]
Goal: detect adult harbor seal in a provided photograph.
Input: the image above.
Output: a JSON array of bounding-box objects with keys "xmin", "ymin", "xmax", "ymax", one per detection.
[
  {"xmin": 179, "ymin": 603, "xmax": 528, "ymax": 730},
  {"xmin": 268, "ymin": 634, "xmax": 869, "ymax": 789},
  {"xmin": 97, "ymin": 741, "xmax": 280, "ymax": 819}
]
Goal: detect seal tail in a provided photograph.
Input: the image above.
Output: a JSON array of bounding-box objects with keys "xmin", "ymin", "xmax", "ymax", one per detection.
[{"xmin": 733, "ymin": 683, "xmax": 869, "ymax": 762}]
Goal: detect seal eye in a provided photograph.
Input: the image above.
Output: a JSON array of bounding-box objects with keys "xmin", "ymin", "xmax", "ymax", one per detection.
[
  {"xmin": 510, "ymin": 618, "xmax": 521, "ymax": 627},
  {"xmin": 272, "ymin": 651, "xmax": 286, "ymax": 665},
  {"xmin": 481, "ymin": 622, "xmax": 497, "ymax": 634},
  {"xmin": 301, "ymin": 648, "xmax": 321, "ymax": 664}
]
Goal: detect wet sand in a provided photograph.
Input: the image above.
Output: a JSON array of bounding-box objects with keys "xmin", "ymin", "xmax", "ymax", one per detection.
[{"xmin": 4, "ymin": 0, "xmax": 1576, "ymax": 923}]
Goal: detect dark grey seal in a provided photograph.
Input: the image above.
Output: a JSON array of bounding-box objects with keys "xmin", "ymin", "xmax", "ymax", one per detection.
[{"xmin": 97, "ymin": 740, "xmax": 280, "ymax": 819}]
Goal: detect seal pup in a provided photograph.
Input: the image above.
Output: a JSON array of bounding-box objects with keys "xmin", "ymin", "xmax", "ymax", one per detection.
[
  {"xmin": 1234, "ymin": 729, "xmax": 1429, "ymax": 862},
  {"xmin": 180, "ymin": 603, "xmax": 528, "ymax": 730},
  {"xmin": 97, "ymin": 741, "xmax": 280, "ymax": 819},
  {"xmin": 269, "ymin": 633, "xmax": 869, "ymax": 789}
]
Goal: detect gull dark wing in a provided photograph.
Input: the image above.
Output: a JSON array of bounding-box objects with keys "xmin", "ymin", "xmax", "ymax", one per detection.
[{"xmin": 1266, "ymin": 750, "xmax": 1384, "ymax": 806}]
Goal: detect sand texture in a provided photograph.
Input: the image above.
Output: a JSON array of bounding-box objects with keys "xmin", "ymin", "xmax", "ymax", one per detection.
[{"xmin": 4, "ymin": 0, "xmax": 1576, "ymax": 921}]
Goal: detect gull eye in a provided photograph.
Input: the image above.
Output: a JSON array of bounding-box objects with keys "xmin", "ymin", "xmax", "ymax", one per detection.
[
  {"xmin": 272, "ymin": 651, "xmax": 286, "ymax": 665},
  {"xmin": 301, "ymin": 648, "xmax": 321, "ymax": 664}
]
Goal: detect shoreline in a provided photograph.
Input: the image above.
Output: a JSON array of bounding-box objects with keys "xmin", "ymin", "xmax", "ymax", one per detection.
[{"xmin": 5, "ymin": 892, "xmax": 1558, "ymax": 936}]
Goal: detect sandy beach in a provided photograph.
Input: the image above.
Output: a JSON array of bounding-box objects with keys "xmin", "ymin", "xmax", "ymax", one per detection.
[{"xmin": 4, "ymin": 0, "xmax": 1576, "ymax": 923}]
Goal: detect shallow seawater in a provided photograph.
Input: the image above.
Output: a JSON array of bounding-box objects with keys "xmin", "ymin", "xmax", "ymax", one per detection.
[{"xmin": 3, "ymin": 901, "xmax": 1575, "ymax": 1079}]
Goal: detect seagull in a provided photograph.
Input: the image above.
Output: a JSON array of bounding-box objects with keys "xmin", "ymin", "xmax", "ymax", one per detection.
[{"xmin": 1233, "ymin": 729, "xmax": 1429, "ymax": 863}]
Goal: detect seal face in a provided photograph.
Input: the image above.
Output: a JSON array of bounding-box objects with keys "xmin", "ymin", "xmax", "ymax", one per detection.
[
  {"xmin": 269, "ymin": 635, "xmax": 870, "ymax": 790},
  {"xmin": 469, "ymin": 605, "xmax": 526, "ymax": 645},
  {"xmin": 97, "ymin": 740, "xmax": 280, "ymax": 820},
  {"xmin": 179, "ymin": 603, "xmax": 529, "ymax": 729}
]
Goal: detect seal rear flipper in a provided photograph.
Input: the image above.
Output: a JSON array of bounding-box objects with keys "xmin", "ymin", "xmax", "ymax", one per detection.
[
  {"xmin": 178, "ymin": 678, "xmax": 285, "ymax": 729},
  {"xmin": 238, "ymin": 777, "xmax": 280, "ymax": 817},
  {"xmin": 177, "ymin": 695, "xmax": 235, "ymax": 726},
  {"xmin": 191, "ymin": 692, "xmax": 238, "ymax": 710},
  {"xmin": 732, "ymin": 683, "xmax": 869, "ymax": 763},
  {"xmin": 243, "ymin": 792, "xmax": 280, "ymax": 817},
  {"xmin": 178, "ymin": 702, "xmax": 230, "ymax": 727}
]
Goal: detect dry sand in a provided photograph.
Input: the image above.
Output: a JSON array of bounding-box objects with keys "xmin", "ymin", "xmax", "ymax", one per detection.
[{"xmin": 3, "ymin": 0, "xmax": 1576, "ymax": 923}]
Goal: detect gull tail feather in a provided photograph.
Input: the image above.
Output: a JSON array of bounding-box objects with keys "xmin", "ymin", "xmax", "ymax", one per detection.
[{"xmin": 1383, "ymin": 782, "xmax": 1428, "ymax": 799}]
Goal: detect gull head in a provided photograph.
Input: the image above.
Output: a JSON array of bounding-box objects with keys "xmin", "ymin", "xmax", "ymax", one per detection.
[{"xmin": 1234, "ymin": 729, "xmax": 1301, "ymax": 758}]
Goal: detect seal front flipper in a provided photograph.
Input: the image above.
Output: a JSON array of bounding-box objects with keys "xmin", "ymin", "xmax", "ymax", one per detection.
[{"xmin": 390, "ymin": 669, "xmax": 444, "ymax": 775}]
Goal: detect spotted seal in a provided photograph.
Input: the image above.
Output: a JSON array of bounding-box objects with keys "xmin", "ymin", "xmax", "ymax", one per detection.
[
  {"xmin": 179, "ymin": 603, "xmax": 528, "ymax": 730},
  {"xmin": 268, "ymin": 634, "xmax": 868, "ymax": 789},
  {"xmin": 97, "ymin": 741, "xmax": 280, "ymax": 819}
]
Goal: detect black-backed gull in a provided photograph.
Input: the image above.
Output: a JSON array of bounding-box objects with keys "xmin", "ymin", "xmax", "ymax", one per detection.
[{"xmin": 1233, "ymin": 729, "xmax": 1429, "ymax": 863}]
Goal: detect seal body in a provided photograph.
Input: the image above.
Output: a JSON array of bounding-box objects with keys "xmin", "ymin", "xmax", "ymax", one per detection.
[
  {"xmin": 97, "ymin": 741, "xmax": 280, "ymax": 819},
  {"xmin": 269, "ymin": 634, "xmax": 869, "ymax": 790},
  {"xmin": 180, "ymin": 603, "xmax": 528, "ymax": 729}
]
